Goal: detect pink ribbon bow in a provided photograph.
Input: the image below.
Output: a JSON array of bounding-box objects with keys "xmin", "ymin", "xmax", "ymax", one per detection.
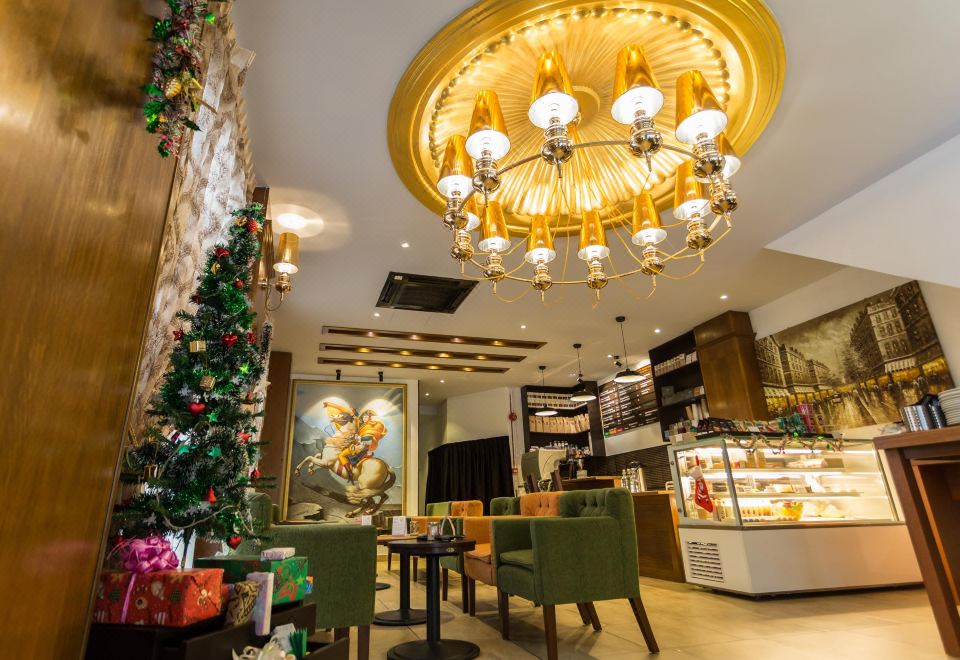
[{"xmin": 116, "ymin": 536, "xmax": 179, "ymax": 623}]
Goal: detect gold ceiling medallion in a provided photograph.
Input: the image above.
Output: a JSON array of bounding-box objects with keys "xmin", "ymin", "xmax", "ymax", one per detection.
[{"xmin": 388, "ymin": 0, "xmax": 784, "ymax": 300}]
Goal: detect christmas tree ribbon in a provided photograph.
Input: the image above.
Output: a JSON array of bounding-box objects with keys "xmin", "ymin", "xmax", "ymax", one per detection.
[{"xmin": 116, "ymin": 536, "xmax": 179, "ymax": 623}]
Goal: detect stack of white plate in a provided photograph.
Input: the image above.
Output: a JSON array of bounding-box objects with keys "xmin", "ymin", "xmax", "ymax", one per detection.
[{"xmin": 939, "ymin": 388, "xmax": 960, "ymax": 426}]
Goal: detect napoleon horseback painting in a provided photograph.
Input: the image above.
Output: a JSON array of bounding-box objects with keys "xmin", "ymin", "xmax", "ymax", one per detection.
[{"xmin": 283, "ymin": 380, "xmax": 406, "ymax": 521}]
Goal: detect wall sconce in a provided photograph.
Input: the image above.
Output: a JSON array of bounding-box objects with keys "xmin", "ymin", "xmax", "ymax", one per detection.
[{"xmin": 260, "ymin": 226, "xmax": 300, "ymax": 311}]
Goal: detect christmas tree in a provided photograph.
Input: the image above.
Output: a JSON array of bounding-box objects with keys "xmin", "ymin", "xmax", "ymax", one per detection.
[{"xmin": 115, "ymin": 202, "xmax": 269, "ymax": 554}]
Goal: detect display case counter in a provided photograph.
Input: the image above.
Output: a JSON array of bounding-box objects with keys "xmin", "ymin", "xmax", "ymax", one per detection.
[{"xmin": 668, "ymin": 433, "xmax": 921, "ymax": 595}]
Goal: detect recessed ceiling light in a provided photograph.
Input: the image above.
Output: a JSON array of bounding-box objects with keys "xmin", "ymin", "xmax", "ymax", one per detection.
[
  {"xmin": 401, "ymin": 241, "xmax": 410, "ymax": 248},
  {"xmin": 607, "ymin": 354, "xmax": 613, "ymax": 359},
  {"xmin": 440, "ymin": 379, "xmax": 445, "ymax": 383},
  {"xmin": 654, "ymin": 328, "xmax": 662, "ymax": 334},
  {"xmin": 720, "ymin": 294, "xmax": 728, "ymax": 300},
  {"xmin": 425, "ymin": 392, "xmax": 430, "ymax": 397},
  {"xmin": 520, "ymin": 324, "xmax": 527, "ymax": 329},
  {"xmin": 373, "ymin": 312, "xmax": 380, "ymax": 317}
]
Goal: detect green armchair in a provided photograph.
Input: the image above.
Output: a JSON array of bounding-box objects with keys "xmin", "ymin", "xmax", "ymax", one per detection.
[
  {"xmin": 489, "ymin": 496, "xmax": 520, "ymax": 516},
  {"xmin": 491, "ymin": 488, "xmax": 658, "ymax": 659},
  {"xmin": 238, "ymin": 493, "xmax": 377, "ymax": 659}
]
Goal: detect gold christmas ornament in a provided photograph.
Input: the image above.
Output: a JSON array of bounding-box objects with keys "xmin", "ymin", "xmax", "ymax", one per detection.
[
  {"xmin": 210, "ymin": 262, "xmax": 220, "ymax": 274},
  {"xmin": 164, "ymin": 77, "xmax": 183, "ymax": 99},
  {"xmin": 199, "ymin": 374, "xmax": 216, "ymax": 392},
  {"xmin": 189, "ymin": 340, "xmax": 207, "ymax": 353}
]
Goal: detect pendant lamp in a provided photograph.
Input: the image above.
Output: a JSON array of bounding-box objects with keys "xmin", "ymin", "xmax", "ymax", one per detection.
[
  {"xmin": 534, "ymin": 365, "xmax": 558, "ymax": 416},
  {"xmin": 570, "ymin": 343, "xmax": 597, "ymax": 402},
  {"xmin": 613, "ymin": 316, "xmax": 644, "ymax": 384}
]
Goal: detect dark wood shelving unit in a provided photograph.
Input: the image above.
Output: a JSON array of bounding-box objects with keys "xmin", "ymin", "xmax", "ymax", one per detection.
[
  {"xmin": 649, "ymin": 330, "xmax": 705, "ymax": 439},
  {"xmin": 519, "ymin": 382, "xmax": 604, "ymax": 453}
]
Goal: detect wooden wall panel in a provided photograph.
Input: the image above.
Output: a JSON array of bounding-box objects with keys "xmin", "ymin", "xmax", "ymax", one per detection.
[
  {"xmin": 259, "ymin": 351, "xmax": 293, "ymax": 505},
  {"xmin": 694, "ymin": 311, "xmax": 770, "ymax": 420},
  {"xmin": 0, "ymin": 1, "xmax": 175, "ymax": 656}
]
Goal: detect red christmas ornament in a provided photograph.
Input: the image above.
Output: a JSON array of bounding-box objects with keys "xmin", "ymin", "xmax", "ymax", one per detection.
[
  {"xmin": 173, "ymin": 329, "xmax": 184, "ymax": 341},
  {"xmin": 233, "ymin": 279, "xmax": 244, "ymax": 289},
  {"xmin": 246, "ymin": 219, "xmax": 259, "ymax": 233},
  {"xmin": 250, "ymin": 467, "xmax": 261, "ymax": 481},
  {"xmin": 205, "ymin": 486, "xmax": 217, "ymax": 503},
  {"xmin": 226, "ymin": 535, "xmax": 243, "ymax": 549},
  {"xmin": 190, "ymin": 293, "xmax": 203, "ymax": 304},
  {"xmin": 221, "ymin": 333, "xmax": 239, "ymax": 348},
  {"xmin": 188, "ymin": 402, "xmax": 207, "ymax": 416},
  {"xmin": 215, "ymin": 247, "xmax": 230, "ymax": 258},
  {"xmin": 239, "ymin": 432, "xmax": 250, "ymax": 443},
  {"xmin": 246, "ymin": 332, "xmax": 257, "ymax": 345}
]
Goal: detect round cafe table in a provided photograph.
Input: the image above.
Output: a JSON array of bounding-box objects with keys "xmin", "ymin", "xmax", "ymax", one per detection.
[
  {"xmin": 385, "ymin": 537, "xmax": 478, "ymax": 660},
  {"xmin": 374, "ymin": 534, "xmax": 427, "ymax": 626}
]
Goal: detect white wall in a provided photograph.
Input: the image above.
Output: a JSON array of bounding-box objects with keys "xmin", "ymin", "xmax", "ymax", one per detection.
[
  {"xmin": 444, "ymin": 387, "xmax": 513, "ymax": 444},
  {"xmin": 748, "ymin": 266, "xmax": 960, "ymax": 383}
]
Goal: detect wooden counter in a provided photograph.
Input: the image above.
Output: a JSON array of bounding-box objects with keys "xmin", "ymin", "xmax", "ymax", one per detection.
[
  {"xmin": 631, "ymin": 492, "xmax": 685, "ymax": 582},
  {"xmin": 560, "ymin": 476, "xmax": 621, "ymax": 490},
  {"xmin": 874, "ymin": 428, "xmax": 960, "ymax": 657}
]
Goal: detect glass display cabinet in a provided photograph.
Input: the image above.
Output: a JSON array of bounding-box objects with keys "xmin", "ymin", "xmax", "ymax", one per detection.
[{"xmin": 668, "ymin": 433, "xmax": 921, "ymax": 595}]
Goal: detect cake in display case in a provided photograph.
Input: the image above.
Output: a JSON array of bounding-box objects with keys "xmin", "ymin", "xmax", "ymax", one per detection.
[{"xmin": 668, "ymin": 433, "xmax": 921, "ymax": 595}]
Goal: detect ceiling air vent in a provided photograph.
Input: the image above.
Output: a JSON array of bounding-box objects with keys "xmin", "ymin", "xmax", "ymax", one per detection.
[{"xmin": 376, "ymin": 272, "xmax": 477, "ymax": 314}]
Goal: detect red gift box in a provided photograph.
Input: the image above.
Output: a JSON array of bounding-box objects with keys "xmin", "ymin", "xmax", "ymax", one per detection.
[{"xmin": 93, "ymin": 568, "xmax": 224, "ymax": 626}]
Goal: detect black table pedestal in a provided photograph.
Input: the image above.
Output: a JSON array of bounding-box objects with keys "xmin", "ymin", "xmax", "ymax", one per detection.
[
  {"xmin": 374, "ymin": 550, "xmax": 427, "ymax": 626},
  {"xmin": 386, "ymin": 547, "xmax": 479, "ymax": 660}
]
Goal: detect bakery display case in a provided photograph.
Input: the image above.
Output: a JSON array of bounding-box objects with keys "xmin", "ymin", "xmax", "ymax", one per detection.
[{"xmin": 668, "ymin": 433, "xmax": 921, "ymax": 595}]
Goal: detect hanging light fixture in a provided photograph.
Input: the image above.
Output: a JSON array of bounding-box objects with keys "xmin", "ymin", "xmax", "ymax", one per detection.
[
  {"xmin": 613, "ymin": 316, "xmax": 643, "ymax": 384},
  {"xmin": 534, "ymin": 365, "xmax": 558, "ymax": 416},
  {"xmin": 570, "ymin": 343, "xmax": 596, "ymax": 402}
]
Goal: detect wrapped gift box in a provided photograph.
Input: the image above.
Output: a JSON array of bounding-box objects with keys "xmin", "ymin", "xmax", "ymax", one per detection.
[
  {"xmin": 93, "ymin": 568, "xmax": 224, "ymax": 626},
  {"xmin": 195, "ymin": 555, "xmax": 308, "ymax": 605}
]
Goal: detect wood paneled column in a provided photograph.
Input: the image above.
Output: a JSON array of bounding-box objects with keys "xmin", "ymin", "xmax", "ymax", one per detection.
[{"xmin": 694, "ymin": 311, "xmax": 769, "ymax": 420}]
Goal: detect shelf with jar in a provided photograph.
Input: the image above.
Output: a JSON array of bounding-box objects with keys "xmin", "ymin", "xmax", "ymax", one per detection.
[
  {"xmin": 520, "ymin": 382, "xmax": 604, "ymax": 452},
  {"xmin": 665, "ymin": 432, "xmax": 921, "ymax": 594}
]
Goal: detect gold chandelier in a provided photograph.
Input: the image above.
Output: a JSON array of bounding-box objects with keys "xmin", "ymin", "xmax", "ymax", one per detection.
[
  {"xmin": 437, "ymin": 47, "xmax": 742, "ymax": 300},
  {"xmin": 389, "ymin": 1, "xmax": 785, "ymax": 302}
]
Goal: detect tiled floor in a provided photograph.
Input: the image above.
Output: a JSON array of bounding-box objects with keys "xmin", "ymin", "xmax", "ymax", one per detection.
[{"xmin": 321, "ymin": 569, "xmax": 946, "ymax": 659}]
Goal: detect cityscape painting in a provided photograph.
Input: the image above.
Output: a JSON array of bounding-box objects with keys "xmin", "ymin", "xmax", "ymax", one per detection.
[{"xmin": 756, "ymin": 281, "xmax": 953, "ymax": 432}]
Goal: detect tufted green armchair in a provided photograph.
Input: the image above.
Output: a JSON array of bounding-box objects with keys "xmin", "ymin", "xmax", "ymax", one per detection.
[
  {"xmin": 237, "ymin": 493, "xmax": 377, "ymax": 660},
  {"xmin": 491, "ymin": 488, "xmax": 658, "ymax": 660},
  {"xmin": 489, "ymin": 496, "xmax": 520, "ymax": 516}
]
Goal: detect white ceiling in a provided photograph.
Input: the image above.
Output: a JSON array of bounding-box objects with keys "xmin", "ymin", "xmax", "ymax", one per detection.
[{"xmin": 232, "ymin": 0, "xmax": 960, "ymax": 404}]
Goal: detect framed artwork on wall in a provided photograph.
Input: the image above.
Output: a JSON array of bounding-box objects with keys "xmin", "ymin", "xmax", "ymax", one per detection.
[{"xmin": 282, "ymin": 380, "xmax": 407, "ymax": 521}]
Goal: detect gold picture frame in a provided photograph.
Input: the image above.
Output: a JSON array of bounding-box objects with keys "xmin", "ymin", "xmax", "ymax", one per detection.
[{"xmin": 281, "ymin": 379, "xmax": 407, "ymax": 521}]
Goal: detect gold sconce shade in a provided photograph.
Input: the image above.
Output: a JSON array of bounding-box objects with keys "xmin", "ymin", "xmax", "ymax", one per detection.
[
  {"xmin": 437, "ymin": 134, "xmax": 473, "ymax": 198},
  {"xmin": 462, "ymin": 196, "xmax": 480, "ymax": 231},
  {"xmin": 478, "ymin": 200, "xmax": 511, "ymax": 253},
  {"xmin": 577, "ymin": 210, "xmax": 609, "ymax": 261},
  {"xmin": 674, "ymin": 160, "xmax": 709, "ymax": 220},
  {"xmin": 466, "ymin": 90, "xmax": 510, "ymax": 159},
  {"xmin": 525, "ymin": 215, "xmax": 556, "ymax": 264},
  {"xmin": 611, "ymin": 45, "xmax": 664, "ymax": 124},
  {"xmin": 631, "ymin": 194, "xmax": 666, "ymax": 246},
  {"xmin": 675, "ymin": 70, "xmax": 727, "ymax": 144},
  {"xmin": 274, "ymin": 232, "xmax": 300, "ymax": 274},
  {"xmin": 528, "ymin": 50, "xmax": 579, "ymax": 129}
]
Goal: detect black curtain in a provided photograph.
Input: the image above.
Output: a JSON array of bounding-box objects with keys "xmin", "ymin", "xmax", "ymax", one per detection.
[{"xmin": 424, "ymin": 436, "xmax": 513, "ymax": 514}]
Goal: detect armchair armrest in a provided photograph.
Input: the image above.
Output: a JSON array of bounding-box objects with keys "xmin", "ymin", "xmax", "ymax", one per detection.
[
  {"xmin": 491, "ymin": 518, "xmax": 533, "ymax": 568},
  {"xmin": 529, "ymin": 517, "xmax": 636, "ymax": 604}
]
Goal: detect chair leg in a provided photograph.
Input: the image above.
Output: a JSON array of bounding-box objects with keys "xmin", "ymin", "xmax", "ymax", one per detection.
[
  {"xmin": 497, "ymin": 589, "xmax": 510, "ymax": 640},
  {"xmin": 542, "ymin": 604, "xmax": 558, "ymax": 660},
  {"xmin": 467, "ymin": 578, "xmax": 476, "ymax": 617},
  {"xmin": 584, "ymin": 602, "xmax": 601, "ymax": 631},
  {"xmin": 333, "ymin": 627, "xmax": 349, "ymax": 642},
  {"xmin": 575, "ymin": 603, "xmax": 590, "ymax": 625},
  {"xmin": 357, "ymin": 625, "xmax": 370, "ymax": 660},
  {"xmin": 387, "ymin": 550, "xmax": 392, "ymax": 572},
  {"xmin": 460, "ymin": 573, "xmax": 469, "ymax": 613},
  {"xmin": 442, "ymin": 568, "xmax": 448, "ymax": 601},
  {"xmin": 413, "ymin": 557, "xmax": 418, "ymax": 582},
  {"xmin": 628, "ymin": 595, "xmax": 659, "ymax": 653}
]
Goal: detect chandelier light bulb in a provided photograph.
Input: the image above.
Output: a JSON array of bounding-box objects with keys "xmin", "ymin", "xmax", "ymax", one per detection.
[
  {"xmin": 611, "ymin": 45, "xmax": 664, "ymax": 124},
  {"xmin": 673, "ymin": 160, "xmax": 710, "ymax": 220},
  {"xmin": 478, "ymin": 200, "xmax": 511, "ymax": 253},
  {"xmin": 436, "ymin": 135, "xmax": 474, "ymax": 198},
  {"xmin": 524, "ymin": 215, "xmax": 556, "ymax": 264},
  {"xmin": 631, "ymin": 194, "xmax": 667, "ymax": 246},
  {"xmin": 529, "ymin": 51, "xmax": 579, "ymax": 129},
  {"xmin": 466, "ymin": 90, "xmax": 510, "ymax": 160},
  {"xmin": 577, "ymin": 210, "xmax": 610, "ymax": 261},
  {"xmin": 675, "ymin": 70, "xmax": 728, "ymax": 144}
]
